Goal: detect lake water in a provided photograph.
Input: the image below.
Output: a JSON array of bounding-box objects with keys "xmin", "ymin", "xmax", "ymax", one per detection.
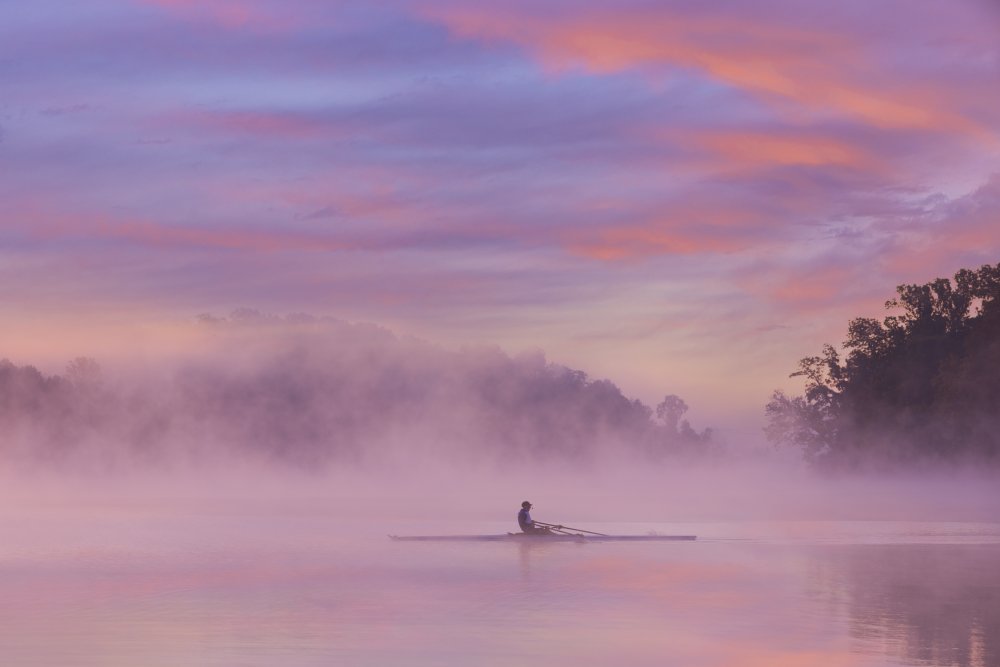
[{"xmin": 1, "ymin": 508, "xmax": 998, "ymax": 666}]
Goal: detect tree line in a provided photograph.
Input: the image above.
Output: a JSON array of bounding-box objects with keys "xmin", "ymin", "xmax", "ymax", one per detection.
[
  {"xmin": 0, "ymin": 315, "xmax": 714, "ymax": 469},
  {"xmin": 766, "ymin": 263, "xmax": 1000, "ymax": 469}
]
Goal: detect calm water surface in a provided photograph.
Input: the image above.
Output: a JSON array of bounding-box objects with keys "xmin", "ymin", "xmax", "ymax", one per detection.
[{"xmin": 1, "ymin": 510, "xmax": 997, "ymax": 666}]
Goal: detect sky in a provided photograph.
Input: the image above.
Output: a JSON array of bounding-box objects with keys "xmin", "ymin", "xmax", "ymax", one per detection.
[{"xmin": 2, "ymin": 0, "xmax": 999, "ymax": 439}]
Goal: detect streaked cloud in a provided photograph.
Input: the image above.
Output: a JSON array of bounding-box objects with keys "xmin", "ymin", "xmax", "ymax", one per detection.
[
  {"xmin": 1, "ymin": 0, "xmax": 997, "ymax": 422},
  {"xmin": 426, "ymin": 0, "xmax": 999, "ymax": 134}
]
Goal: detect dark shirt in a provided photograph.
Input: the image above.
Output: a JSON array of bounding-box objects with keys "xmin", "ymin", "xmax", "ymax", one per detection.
[{"xmin": 518, "ymin": 508, "xmax": 533, "ymax": 532}]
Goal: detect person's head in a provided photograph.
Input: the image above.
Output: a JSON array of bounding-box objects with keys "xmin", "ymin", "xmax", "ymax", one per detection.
[{"xmin": 521, "ymin": 501, "xmax": 532, "ymax": 509}]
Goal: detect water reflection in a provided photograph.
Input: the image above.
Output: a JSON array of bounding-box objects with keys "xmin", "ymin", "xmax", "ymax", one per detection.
[
  {"xmin": 516, "ymin": 539, "xmax": 587, "ymax": 580},
  {"xmin": 0, "ymin": 513, "xmax": 998, "ymax": 667},
  {"xmin": 810, "ymin": 544, "xmax": 1000, "ymax": 667}
]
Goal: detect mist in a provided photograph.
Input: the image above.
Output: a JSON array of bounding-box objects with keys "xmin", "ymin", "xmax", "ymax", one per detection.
[
  {"xmin": 3, "ymin": 315, "xmax": 999, "ymax": 667},
  {"xmin": 2, "ymin": 311, "xmax": 997, "ymax": 526},
  {"xmin": 1, "ymin": 311, "xmax": 716, "ymax": 472}
]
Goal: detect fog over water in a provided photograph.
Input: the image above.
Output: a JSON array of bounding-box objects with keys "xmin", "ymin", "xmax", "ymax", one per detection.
[
  {"xmin": 2, "ymin": 470, "xmax": 998, "ymax": 667},
  {"xmin": 2, "ymin": 316, "xmax": 999, "ymax": 666},
  {"xmin": 4, "ymin": 0, "xmax": 998, "ymax": 659}
]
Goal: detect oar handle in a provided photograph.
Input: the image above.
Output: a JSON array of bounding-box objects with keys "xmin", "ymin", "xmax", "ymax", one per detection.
[{"xmin": 534, "ymin": 520, "xmax": 608, "ymax": 537}]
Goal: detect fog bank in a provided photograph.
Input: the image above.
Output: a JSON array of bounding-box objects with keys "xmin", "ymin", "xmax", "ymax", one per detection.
[
  {"xmin": 0, "ymin": 311, "xmax": 714, "ymax": 472},
  {"xmin": 2, "ymin": 312, "xmax": 998, "ymax": 524},
  {"xmin": 4, "ymin": 457, "xmax": 999, "ymax": 525}
]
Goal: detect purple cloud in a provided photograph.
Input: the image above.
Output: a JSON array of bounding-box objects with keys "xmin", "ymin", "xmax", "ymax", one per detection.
[{"xmin": 1, "ymin": 0, "xmax": 997, "ymax": 421}]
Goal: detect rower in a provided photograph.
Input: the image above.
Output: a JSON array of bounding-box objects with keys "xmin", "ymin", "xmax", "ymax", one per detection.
[{"xmin": 517, "ymin": 501, "xmax": 552, "ymax": 535}]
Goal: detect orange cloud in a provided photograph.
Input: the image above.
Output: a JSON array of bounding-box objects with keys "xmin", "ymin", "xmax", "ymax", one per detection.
[
  {"xmin": 767, "ymin": 267, "xmax": 855, "ymax": 306},
  {"xmin": 425, "ymin": 4, "xmax": 993, "ymax": 138},
  {"xmin": 570, "ymin": 225, "xmax": 743, "ymax": 261},
  {"xmin": 564, "ymin": 195, "xmax": 769, "ymax": 261},
  {"xmin": 731, "ymin": 261, "xmax": 896, "ymax": 340},
  {"xmin": 686, "ymin": 129, "xmax": 888, "ymax": 175},
  {"xmin": 733, "ymin": 261, "xmax": 878, "ymax": 315}
]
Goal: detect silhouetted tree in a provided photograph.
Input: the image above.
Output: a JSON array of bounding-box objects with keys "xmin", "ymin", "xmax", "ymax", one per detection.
[
  {"xmin": 656, "ymin": 395, "xmax": 688, "ymax": 434},
  {"xmin": 66, "ymin": 357, "xmax": 102, "ymax": 389},
  {"xmin": 766, "ymin": 263, "xmax": 1000, "ymax": 468}
]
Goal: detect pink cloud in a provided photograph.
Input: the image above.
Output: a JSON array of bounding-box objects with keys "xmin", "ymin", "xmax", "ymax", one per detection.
[
  {"xmin": 424, "ymin": 2, "xmax": 997, "ymax": 138},
  {"xmin": 729, "ymin": 255, "xmax": 893, "ymax": 326},
  {"xmin": 683, "ymin": 129, "xmax": 890, "ymax": 176},
  {"xmin": 765, "ymin": 266, "xmax": 857, "ymax": 307},
  {"xmin": 568, "ymin": 223, "xmax": 745, "ymax": 261},
  {"xmin": 562, "ymin": 193, "xmax": 777, "ymax": 261}
]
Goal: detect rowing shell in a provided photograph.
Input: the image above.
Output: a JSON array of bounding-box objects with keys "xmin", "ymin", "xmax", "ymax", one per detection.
[{"xmin": 389, "ymin": 533, "xmax": 696, "ymax": 542}]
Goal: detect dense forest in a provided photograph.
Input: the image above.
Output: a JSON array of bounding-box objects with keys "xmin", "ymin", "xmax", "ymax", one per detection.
[
  {"xmin": 766, "ymin": 263, "xmax": 1000, "ymax": 469},
  {"xmin": 0, "ymin": 312, "xmax": 713, "ymax": 469}
]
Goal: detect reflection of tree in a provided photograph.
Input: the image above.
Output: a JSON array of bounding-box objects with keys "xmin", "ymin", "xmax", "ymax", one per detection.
[{"xmin": 810, "ymin": 545, "xmax": 1000, "ymax": 667}]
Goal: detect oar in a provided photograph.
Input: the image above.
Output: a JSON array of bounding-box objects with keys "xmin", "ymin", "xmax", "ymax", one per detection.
[{"xmin": 534, "ymin": 520, "xmax": 608, "ymax": 537}]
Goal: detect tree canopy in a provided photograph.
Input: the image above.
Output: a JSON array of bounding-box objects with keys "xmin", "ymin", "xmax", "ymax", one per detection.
[{"xmin": 765, "ymin": 263, "xmax": 1000, "ymax": 469}]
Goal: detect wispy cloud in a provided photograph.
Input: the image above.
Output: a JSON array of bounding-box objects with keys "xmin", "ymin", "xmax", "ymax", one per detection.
[
  {"xmin": 1, "ymin": 0, "xmax": 997, "ymax": 418},
  {"xmin": 425, "ymin": 0, "xmax": 1000, "ymax": 135}
]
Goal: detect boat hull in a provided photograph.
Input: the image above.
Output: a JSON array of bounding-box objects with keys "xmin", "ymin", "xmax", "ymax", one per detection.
[{"xmin": 389, "ymin": 533, "xmax": 696, "ymax": 542}]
